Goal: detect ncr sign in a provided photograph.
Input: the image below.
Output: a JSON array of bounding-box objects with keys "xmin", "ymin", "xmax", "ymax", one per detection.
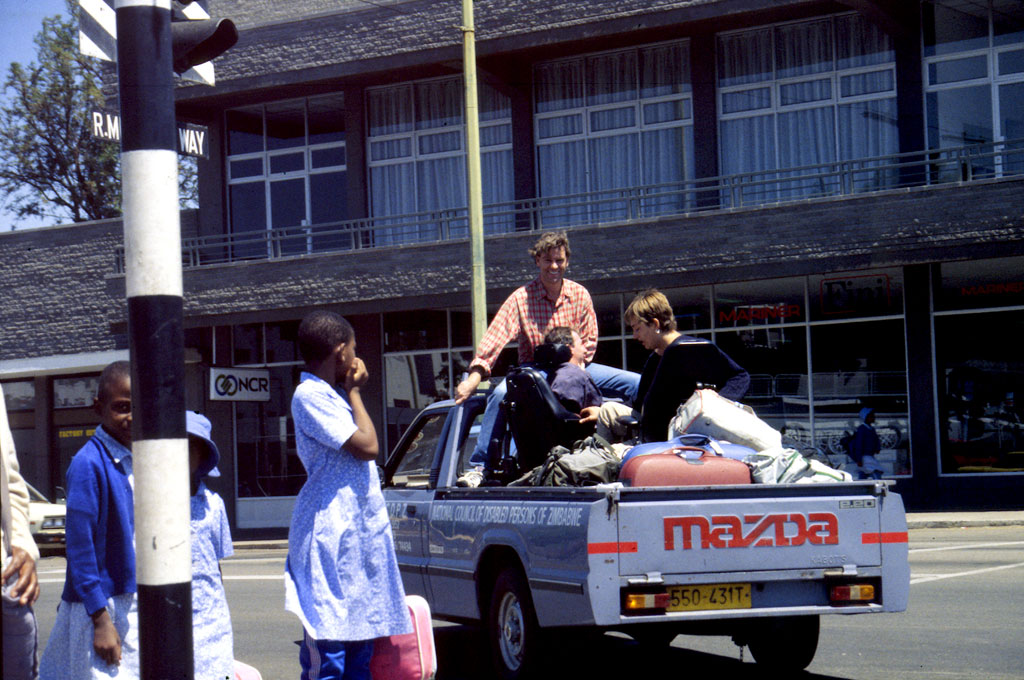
[
  {"xmin": 91, "ymin": 110, "xmax": 209, "ymax": 158},
  {"xmin": 210, "ymin": 368, "xmax": 271, "ymax": 402}
]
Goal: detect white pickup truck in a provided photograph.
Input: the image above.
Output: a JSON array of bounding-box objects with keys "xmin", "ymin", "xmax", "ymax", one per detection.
[{"xmin": 382, "ymin": 389, "xmax": 910, "ymax": 679}]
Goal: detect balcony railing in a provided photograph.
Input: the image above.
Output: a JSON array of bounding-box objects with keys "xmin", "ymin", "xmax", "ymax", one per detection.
[{"xmin": 113, "ymin": 138, "xmax": 1024, "ymax": 272}]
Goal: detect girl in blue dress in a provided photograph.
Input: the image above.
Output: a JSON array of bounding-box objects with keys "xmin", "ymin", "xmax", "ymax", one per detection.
[{"xmin": 187, "ymin": 411, "xmax": 235, "ymax": 680}]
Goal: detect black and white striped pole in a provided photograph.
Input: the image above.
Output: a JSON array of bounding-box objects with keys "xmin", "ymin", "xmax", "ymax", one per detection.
[
  {"xmin": 114, "ymin": 2, "xmax": 235, "ymax": 678},
  {"xmin": 116, "ymin": 1, "xmax": 191, "ymax": 678}
]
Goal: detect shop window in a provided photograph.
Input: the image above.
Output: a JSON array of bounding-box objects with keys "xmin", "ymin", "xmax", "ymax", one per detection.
[
  {"xmin": 808, "ymin": 268, "xmax": 903, "ymax": 321},
  {"xmin": 936, "ymin": 311, "xmax": 1024, "ymax": 474},
  {"xmin": 659, "ymin": 286, "xmax": 712, "ymax": 332},
  {"xmin": 384, "ymin": 311, "xmax": 449, "ymax": 352},
  {"xmin": 534, "ymin": 40, "xmax": 695, "ymax": 227},
  {"xmin": 54, "ymin": 376, "xmax": 100, "ymax": 409},
  {"xmin": 714, "ymin": 277, "xmax": 805, "ymax": 328},
  {"xmin": 235, "ymin": 365, "xmax": 305, "ymax": 497},
  {"xmin": 715, "ymin": 327, "xmax": 808, "ymax": 435},
  {"xmin": 810, "ymin": 320, "xmax": 910, "ymax": 477},
  {"xmin": 2, "ymin": 381, "xmax": 35, "ymax": 411},
  {"xmin": 935, "ymin": 256, "xmax": 1024, "ymax": 311},
  {"xmin": 265, "ymin": 321, "xmax": 299, "ymax": 364},
  {"xmin": 935, "ymin": 256, "xmax": 1024, "ymax": 474},
  {"xmin": 233, "ymin": 323, "xmax": 263, "ymax": 365}
]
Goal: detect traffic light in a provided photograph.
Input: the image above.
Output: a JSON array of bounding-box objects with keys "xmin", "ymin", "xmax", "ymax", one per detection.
[{"xmin": 170, "ymin": 13, "xmax": 238, "ymax": 75}]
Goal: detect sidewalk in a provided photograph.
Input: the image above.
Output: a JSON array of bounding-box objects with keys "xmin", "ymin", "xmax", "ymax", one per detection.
[
  {"xmin": 904, "ymin": 510, "xmax": 1024, "ymax": 530},
  {"xmin": 231, "ymin": 511, "xmax": 1024, "ymax": 551}
]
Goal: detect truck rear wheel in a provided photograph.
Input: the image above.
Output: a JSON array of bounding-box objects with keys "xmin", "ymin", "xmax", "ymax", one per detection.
[
  {"xmin": 488, "ymin": 568, "xmax": 541, "ymax": 680},
  {"xmin": 746, "ymin": 615, "xmax": 820, "ymax": 671}
]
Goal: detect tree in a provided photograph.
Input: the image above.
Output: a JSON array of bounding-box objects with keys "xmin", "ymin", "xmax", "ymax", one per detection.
[{"xmin": 0, "ymin": 0, "xmax": 121, "ymax": 226}]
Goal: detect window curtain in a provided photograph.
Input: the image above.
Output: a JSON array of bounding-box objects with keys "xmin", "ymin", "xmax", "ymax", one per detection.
[
  {"xmin": 840, "ymin": 98, "xmax": 899, "ymax": 191},
  {"xmin": 538, "ymin": 140, "xmax": 587, "ymax": 227},
  {"xmin": 718, "ymin": 28, "xmax": 773, "ymax": 87},
  {"xmin": 588, "ymin": 132, "xmax": 639, "ymax": 221},
  {"xmin": 371, "ymin": 163, "xmax": 416, "ymax": 244},
  {"xmin": 482, "ymin": 149, "xmax": 514, "ymax": 234},
  {"xmin": 777, "ymin": 107, "xmax": 836, "ymax": 198},
  {"xmin": 720, "ymin": 115, "xmax": 775, "ymax": 206},
  {"xmin": 642, "ymin": 128, "xmax": 688, "ymax": 215},
  {"xmin": 535, "ymin": 61, "xmax": 583, "ymax": 113}
]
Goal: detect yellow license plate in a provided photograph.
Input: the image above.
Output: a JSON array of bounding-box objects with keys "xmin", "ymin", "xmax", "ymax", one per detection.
[{"xmin": 667, "ymin": 583, "xmax": 752, "ymax": 612}]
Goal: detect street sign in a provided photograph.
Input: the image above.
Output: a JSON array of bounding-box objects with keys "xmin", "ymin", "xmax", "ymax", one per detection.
[
  {"xmin": 79, "ymin": 0, "xmax": 221, "ymax": 85},
  {"xmin": 90, "ymin": 110, "xmax": 209, "ymax": 158}
]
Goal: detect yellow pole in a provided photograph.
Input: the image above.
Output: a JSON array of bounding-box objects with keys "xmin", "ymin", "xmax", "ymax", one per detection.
[{"xmin": 462, "ymin": 0, "xmax": 487, "ymax": 350}]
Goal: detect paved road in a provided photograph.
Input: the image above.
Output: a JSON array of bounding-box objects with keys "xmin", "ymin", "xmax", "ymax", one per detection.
[{"xmin": 33, "ymin": 526, "xmax": 1024, "ymax": 679}]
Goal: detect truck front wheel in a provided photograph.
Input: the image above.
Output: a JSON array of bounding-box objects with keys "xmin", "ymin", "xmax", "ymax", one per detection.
[
  {"xmin": 488, "ymin": 568, "xmax": 541, "ymax": 680},
  {"xmin": 746, "ymin": 614, "xmax": 820, "ymax": 671}
]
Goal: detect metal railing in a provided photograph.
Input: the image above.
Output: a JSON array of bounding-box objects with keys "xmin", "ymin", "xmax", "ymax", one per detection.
[{"xmin": 113, "ymin": 138, "xmax": 1024, "ymax": 272}]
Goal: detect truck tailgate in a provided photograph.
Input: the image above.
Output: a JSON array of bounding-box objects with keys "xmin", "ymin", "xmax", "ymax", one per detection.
[{"xmin": 616, "ymin": 484, "xmax": 886, "ymax": 576}]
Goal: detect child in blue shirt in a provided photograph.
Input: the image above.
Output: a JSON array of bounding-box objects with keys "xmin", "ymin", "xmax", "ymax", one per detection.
[
  {"xmin": 186, "ymin": 411, "xmax": 235, "ymax": 680},
  {"xmin": 40, "ymin": 361, "xmax": 138, "ymax": 680},
  {"xmin": 284, "ymin": 310, "xmax": 410, "ymax": 680}
]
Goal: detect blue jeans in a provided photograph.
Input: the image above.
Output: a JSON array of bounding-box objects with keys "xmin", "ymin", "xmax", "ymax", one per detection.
[
  {"xmin": 300, "ymin": 632, "xmax": 373, "ymax": 680},
  {"xmin": 468, "ymin": 362, "xmax": 640, "ymax": 467}
]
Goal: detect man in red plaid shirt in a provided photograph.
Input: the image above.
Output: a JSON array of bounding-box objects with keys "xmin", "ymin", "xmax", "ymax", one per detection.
[{"xmin": 454, "ymin": 231, "xmax": 639, "ymax": 486}]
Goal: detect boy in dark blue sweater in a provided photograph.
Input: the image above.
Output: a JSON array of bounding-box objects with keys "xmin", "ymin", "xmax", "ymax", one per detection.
[{"xmin": 40, "ymin": 361, "xmax": 138, "ymax": 680}]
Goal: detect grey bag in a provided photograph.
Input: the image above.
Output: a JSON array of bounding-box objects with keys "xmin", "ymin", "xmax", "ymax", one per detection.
[{"xmin": 510, "ymin": 435, "xmax": 620, "ymax": 487}]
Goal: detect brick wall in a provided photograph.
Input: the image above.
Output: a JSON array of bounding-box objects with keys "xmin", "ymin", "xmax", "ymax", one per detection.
[
  {"xmin": 197, "ymin": 0, "xmax": 752, "ymax": 92},
  {"xmin": 173, "ymin": 177, "xmax": 1024, "ymax": 319},
  {"xmin": 0, "ymin": 219, "xmax": 126, "ymax": 361},
  {"xmin": 3, "ymin": 177, "xmax": 1022, "ymax": 362}
]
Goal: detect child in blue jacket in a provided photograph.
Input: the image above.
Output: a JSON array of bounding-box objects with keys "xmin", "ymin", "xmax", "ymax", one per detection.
[{"xmin": 40, "ymin": 361, "xmax": 138, "ymax": 680}]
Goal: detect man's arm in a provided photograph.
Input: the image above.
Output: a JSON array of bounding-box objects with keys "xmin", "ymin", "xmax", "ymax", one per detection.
[
  {"xmin": 2, "ymin": 392, "xmax": 40, "ymax": 605},
  {"xmin": 455, "ymin": 292, "xmax": 523, "ymax": 404},
  {"xmin": 575, "ymin": 286, "xmax": 598, "ymax": 364}
]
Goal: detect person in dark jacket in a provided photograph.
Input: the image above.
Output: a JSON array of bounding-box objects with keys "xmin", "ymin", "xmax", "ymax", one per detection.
[
  {"xmin": 599, "ymin": 289, "xmax": 750, "ymax": 443},
  {"xmin": 849, "ymin": 407, "xmax": 884, "ymax": 479}
]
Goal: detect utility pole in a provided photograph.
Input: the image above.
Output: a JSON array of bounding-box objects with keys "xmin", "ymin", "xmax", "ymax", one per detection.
[
  {"xmin": 112, "ymin": 2, "xmax": 235, "ymax": 677},
  {"xmin": 116, "ymin": 2, "xmax": 192, "ymax": 677},
  {"xmin": 462, "ymin": 0, "xmax": 487, "ymax": 349}
]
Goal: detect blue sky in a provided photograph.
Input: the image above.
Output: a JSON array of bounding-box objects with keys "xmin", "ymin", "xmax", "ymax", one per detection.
[{"xmin": 1, "ymin": 0, "xmax": 73, "ymax": 229}]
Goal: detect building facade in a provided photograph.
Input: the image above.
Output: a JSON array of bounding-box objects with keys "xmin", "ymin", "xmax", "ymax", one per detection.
[{"xmin": 2, "ymin": 0, "xmax": 1022, "ymax": 536}]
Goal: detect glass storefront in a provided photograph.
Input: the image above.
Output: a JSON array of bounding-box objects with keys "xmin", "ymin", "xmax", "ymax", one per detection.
[
  {"xmin": 935, "ymin": 256, "xmax": 1024, "ymax": 474},
  {"xmin": 379, "ymin": 270, "xmax": 912, "ymax": 477}
]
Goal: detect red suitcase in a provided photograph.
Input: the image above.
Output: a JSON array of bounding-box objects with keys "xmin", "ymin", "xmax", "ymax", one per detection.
[{"xmin": 618, "ymin": 447, "xmax": 752, "ymax": 487}]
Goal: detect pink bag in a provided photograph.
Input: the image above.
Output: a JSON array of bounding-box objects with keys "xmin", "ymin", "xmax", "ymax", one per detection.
[
  {"xmin": 371, "ymin": 595, "xmax": 437, "ymax": 680},
  {"xmin": 234, "ymin": 660, "xmax": 263, "ymax": 680}
]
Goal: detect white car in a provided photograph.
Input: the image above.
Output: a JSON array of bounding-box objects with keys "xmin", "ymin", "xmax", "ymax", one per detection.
[{"xmin": 26, "ymin": 483, "xmax": 66, "ymax": 553}]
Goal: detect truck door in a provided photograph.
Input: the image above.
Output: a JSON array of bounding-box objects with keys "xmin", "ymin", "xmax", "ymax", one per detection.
[{"xmin": 384, "ymin": 410, "xmax": 450, "ymax": 599}]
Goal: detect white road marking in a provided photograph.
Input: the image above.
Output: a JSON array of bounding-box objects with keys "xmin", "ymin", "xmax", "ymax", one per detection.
[
  {"xmin": 910, "ymin": 561, "xmax": 1024, "ymax": 585},
  {"xmin": 909, "ymin": 540, "xmax": 1024, "ymax": 554}
]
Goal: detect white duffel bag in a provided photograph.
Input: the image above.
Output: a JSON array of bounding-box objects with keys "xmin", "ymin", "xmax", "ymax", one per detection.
[
  {"xmin": 668, "ymin": 389, "xmax": 782, "ymax": 452},
  {"xmin": 745, "ymin": 447, "xmax": 853, "ymax": 484}
]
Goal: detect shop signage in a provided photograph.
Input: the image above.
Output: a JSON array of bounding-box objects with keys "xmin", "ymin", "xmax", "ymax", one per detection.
[
  {"xmin": 210, "ymin": 368, "xmax": 271, "ymax": 402},
  {"xmin": 719, "ymin": 304, "xmax": 801, "ymax": 323},
  {"xmin": 959, "ymin": 281, "xmax": 1024, "ymax": 297},
  {"xmin": 819, "ymin": 274, "xmax": 891, "ymax": 316}
]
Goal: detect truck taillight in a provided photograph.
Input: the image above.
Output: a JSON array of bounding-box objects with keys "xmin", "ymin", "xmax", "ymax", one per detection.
[
  {"xmin": 624, "ymin": 592, "xmax": 670, "ymax": 611},
  {"xmin": 830, "ymin": 584, "xmax": 875, "ymax": 603}
]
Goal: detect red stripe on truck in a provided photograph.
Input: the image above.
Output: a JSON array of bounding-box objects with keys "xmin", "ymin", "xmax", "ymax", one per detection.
[
  {"xmin": 588, "ymin": 541, "xmax": 638, "ymax": 554},
  {"xmin": 862, "ymin": 531, "xmax": 909, "ymax": 544}
]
